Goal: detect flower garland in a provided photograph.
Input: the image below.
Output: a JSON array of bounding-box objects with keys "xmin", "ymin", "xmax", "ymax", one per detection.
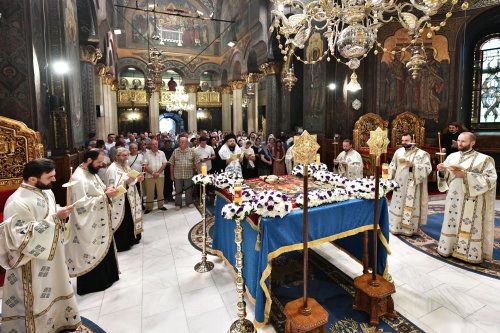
[
  {"xmin": 192, "ymin": 174, "xmax": 215, "ymax": 185},
  {"xmin": 295, "ymin": 188, "xmax": 349, "ymax": 207},
  {"xmin": 311, "ymin": 170, "xmax": 348, "ymax": 187},
  {"xmin": 253, "ymin": 190, "xmax": 293, "ymax": 218},
  {"xmin": 221, "ymin": 201, "xmax": 254, "ymax": 222},
  {"xmin": 292, "ymin": 163, "xmax": 328, "ymax": 177},
  {"xmin": 346, "ymin": 178, "xmax": 399, "ymax": 199},
  {"xmin": 213, "ymin": 172, "xmax": 243, "ymax": 189}
]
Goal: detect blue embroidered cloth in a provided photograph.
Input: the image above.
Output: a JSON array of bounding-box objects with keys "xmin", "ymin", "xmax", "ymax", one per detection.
[{"xmin": 212, "ymin": 194, "xmax": 390, "ymax": 326}]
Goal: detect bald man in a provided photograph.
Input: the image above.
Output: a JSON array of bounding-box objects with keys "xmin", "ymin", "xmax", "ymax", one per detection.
[{"xmin": 436, "ymin": 132, "xmax": 497, "ymax": 263}]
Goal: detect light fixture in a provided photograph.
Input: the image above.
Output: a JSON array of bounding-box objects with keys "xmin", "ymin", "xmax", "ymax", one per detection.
[
  {"xmin": 272, "ymin": 0, "xmax": 469, "ymax": 84},
  {"xmin": 282, "ymin": 64, "xmax": 298, "ymax": 92},
  {"xmin": 346, "ymin": 72, "xmax": 361, "ymax": 92},
  {"xmin": 113, "ymin": 29, "xmax": 122, "ymax": 35},
  {"xmin": 196, "ymin": 10, "xmax": 204, "ymax": 17},
  {"xmin": 128, "ymin": 67, "xmax": 136, "ymax": 71},
  {"xmin": 165, "ymin": 86, "xmax": 195, "ymax": 112},
  {"xmin": 52, "ymin": 60, "xmax": 69, "ymax": 75},
  {"xmin": 328, "ymin": 83, "xmax": 337, "ymax": 91},
  {"xmin": 227, "ymin": 41, "xmax": 236, "ymax": 48},
  {"xmin": 209, "ymin": 12, "xmax": 214, "ymax": 19},
  {"xmin": 148, "ymin": 3, "xmax": 155, "ymax": 9}
]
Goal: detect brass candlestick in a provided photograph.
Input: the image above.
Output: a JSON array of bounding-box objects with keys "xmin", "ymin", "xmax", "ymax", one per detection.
[
  {"xmin": 333, "ymin": 134, "xmax": 339, "ymax": 173},
  {"xmin": 195, "ymin": 183, "xmax": 214, "ymax": 273},
  {"xmin": 228, "ymin": 215, "xmax": 255, "ymax": 333}
]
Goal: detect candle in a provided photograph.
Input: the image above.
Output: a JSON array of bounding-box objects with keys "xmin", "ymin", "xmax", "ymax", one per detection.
[
  {"xmin": 382, "ymin": 163, "xmax": 389, "ymax": 179},
  {"xmin": 67, "ymin": 167, "xmax": 73, "ymax": 206},
  {"xmin": 201, "ymin": 163, "xmax": 207, "ymax": 176},
  {"xmin": 438, "ymin": 131, "xmax": 441, "ymax": 151},
  {"xmin": 233, "ymin": 183, "xmax": 242, "ymax": 204},
  {"xmin": 316, "ymin": 153, "xmax": 320, "ymax": 165}
]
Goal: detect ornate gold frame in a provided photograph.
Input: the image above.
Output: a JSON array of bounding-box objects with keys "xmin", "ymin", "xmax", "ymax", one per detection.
[
  {"xmin": 390, "ymin": 111, "xmax": 425, "ymax": 147},
  {"xmin": 0, "ymin": 116, "xmax": 44, "ymax": 189},
  {"xmin": 353, "ymin": 113, "xmax": 389, "ymax": 149}
]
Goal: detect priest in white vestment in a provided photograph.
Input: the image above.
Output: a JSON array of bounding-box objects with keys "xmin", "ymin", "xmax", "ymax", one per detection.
[
  {"xmin": 0, "ymin": 159, "xmax": 81, "ymax": 332},
  {"xmin": 65, "ymin": 149, "xmax": 120, "ymax": 295},
  {"xmin": 334, "ymin": 139, "xmax": 363, "ymax": 179},
  {"xmin": 105, "ymin": 147, "xmax": 143, "ymax": 252},
  {"xmin": 437, "ymin": 132, "xmax": 497, "ymax": 263},
  {"xmin": 388, "ymin": 134, "xmax": 432, "ymax": 236},
  {"xmin": 219, "ymin": 133, "xmax": 243, "ymax": 176}
]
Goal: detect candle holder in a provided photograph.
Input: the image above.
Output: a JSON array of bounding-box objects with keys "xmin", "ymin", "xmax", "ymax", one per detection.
[
  {"xmin": 194, "ymin": 183, "xmax": 214, "ymax": 273},
  {"xmin": 228, "ymin": 215, "xmax": 255, "ymax": 333}
]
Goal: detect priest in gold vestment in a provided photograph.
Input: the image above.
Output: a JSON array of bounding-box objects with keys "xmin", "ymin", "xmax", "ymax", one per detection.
[
  {"xmin": 388, "ymin": 133, "xmax": 432, "ymax": 236},
  {"xmin": 437, "ymin": 132, "xmax": 497, "ymax": 263},
  {"xmin": 0, "ymin": 159, "xmax": 80, "ymax": 333}
]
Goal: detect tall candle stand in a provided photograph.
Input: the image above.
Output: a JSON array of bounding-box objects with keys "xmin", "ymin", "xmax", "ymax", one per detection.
[
  {"xmin": 194, "ymin": 183, "xmax": 214, "ymax": 273},
  {"xmin": 229, "ymin": 181, "xmax": 255, "ymax": 333}
]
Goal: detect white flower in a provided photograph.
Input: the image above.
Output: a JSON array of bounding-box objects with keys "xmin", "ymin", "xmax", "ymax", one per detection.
[
  {"xmin": 253, "ymin": 190, "xmax": 293, "ymax": 218},
  {"xmin": 346, "ymin": 178, "xmax": 399, "ymax": 199},
  {"xmin": 192, "ymin": 174, "xmax": 214, "ymax": 185},
  {"xmin": 312, "ymin": 170, "xmax": 348, "ymax": 187},
  {"xmin": 221, "ymin": 201, "xmax": 254, "ymax": 222},
  {"xmin": 292, "ymin": 163, "xmax": 328, "ymax": 177},
  {"xmin": 214, "ymin": 172, "xmax": 243, "ymax": 189},
  {"xmin": 295, "ymin": 188, "xmax": 349, "ymax": 207}
]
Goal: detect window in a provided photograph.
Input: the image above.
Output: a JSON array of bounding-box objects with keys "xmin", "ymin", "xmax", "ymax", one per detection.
[{"xmin": 472, "ymin": 35, "xmax": 500, "ymax": 128}]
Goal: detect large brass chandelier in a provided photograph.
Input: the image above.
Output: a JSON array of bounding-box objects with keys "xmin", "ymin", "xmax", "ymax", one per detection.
[{"xmin": 271, "ymin": 0, "xmax": 469, "ymax": 90}]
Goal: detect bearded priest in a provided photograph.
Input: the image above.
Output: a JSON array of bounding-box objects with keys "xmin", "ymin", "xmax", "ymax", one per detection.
[
  {"xmin": 0, "ymin": 159, "xmax": 81, "ymax": 332},
  {"xmin": 436, "ymin": 132, "xmax": 497, "ymax": 263},
  {"xmin": 334, "ymin": 139, "xmax": 363, "ymax": 179},
  {"xmin": 65, "ymin": 149, "xmax": 120, "ymax": 295},
  {"xmin": 388, "ymin": 133, "xmax": 432, "ymax": 236},
  {"xmin": 104, "ymin": 147, "xmax": 144, "ymax": 252}
]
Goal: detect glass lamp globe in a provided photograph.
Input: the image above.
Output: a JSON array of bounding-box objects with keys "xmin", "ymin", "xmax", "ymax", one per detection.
[{"xmin": 337, "ymin": 24, "xmax": 376, "ymax": 60}]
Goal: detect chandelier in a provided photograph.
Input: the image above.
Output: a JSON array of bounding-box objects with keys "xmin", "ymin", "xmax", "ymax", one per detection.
[
  {"xmin": 165, "ymin": 86, "xmax": 195, "ymax": 112},
  {"xmin": 271, "ymin": 0, "xmax": 469, "ymax": 89},
  {"xmin": 146, "ymin": 47, "xmax": 166, "ymax": 95}
]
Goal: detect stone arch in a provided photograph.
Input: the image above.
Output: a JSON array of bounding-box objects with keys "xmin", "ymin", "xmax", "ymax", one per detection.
[
  {"xmin": 163, "ymin": 60, "xmax": 197, "ymax": 82},
  {"xmin": 221, "ymin": 69, "xmax": 229, "ymax": 85},
  {"xmin": 252, "ymin": 40, "xmax": 268, "ymax": 66},
  {"xmin": 247, "ymin": 50, "xmax": 259, "ymax": 73},
  {"xmin": 194, "ymin": 63, "xmax": 221, "ymax": 80},
  {"xmin": 229, "ymin": 51, "xmax": 244, "ymax": 80},
  {"xmin": 117, "ymin": 58, "xmax": 148, "ymax": 76}
]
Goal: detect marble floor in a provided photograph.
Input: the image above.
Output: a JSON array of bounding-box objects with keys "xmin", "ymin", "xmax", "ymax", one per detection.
[{"xmin": 2, "ymin": 199, "xmax": 499, "ymax": 332}]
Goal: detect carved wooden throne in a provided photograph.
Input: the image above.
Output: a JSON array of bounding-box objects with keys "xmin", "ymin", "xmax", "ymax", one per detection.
[
  {"xmin": 390, "ymin": 111, "xmax": 425, "ymax": 147},
  {"xmin": 353, "ymin": 113, "xmax": 388, "ymax": 176}
]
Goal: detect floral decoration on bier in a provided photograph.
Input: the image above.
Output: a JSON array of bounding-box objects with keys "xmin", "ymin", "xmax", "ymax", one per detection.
[
  {"xmin": 192, "ymin": 174, "xmax": 215, "ymax": 185},
  {"xmin": 295, "ymin": 188, "xmax": 349, "ymax": 208}
]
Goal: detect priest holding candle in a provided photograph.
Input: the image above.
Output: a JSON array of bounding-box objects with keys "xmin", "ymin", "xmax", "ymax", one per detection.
[{"xmin": 388, "ymin": 132, "xmax": 432, "ymax": 236}]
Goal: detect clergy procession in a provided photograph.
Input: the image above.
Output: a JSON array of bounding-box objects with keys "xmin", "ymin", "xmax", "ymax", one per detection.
[
  {"xmin": 1, "ymin": 0, "xmax": 500, "ymax": 332},
  {"xmin": 0, "ymin": 125, "xmax": 497, "ymax": 332}
]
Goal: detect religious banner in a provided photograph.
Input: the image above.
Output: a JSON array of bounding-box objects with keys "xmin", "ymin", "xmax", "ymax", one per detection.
[{"xmin": 379, "ymin": 28, "xmax": 450, "ymax": 132}]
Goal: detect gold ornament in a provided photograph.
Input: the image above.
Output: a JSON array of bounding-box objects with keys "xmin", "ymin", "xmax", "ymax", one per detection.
[
  {"xmin": 366, "ymin": 127, "xmax": 390, "ymax": 157},
  {"xmin": 292, "ymin": 130, "xmax": 320, "ymax": 165}
]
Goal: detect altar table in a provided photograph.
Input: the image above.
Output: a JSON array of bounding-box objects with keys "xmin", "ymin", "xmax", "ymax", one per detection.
[{"xmin": 211, "ymin": 193, "xmax": 391, "ymax": 327}]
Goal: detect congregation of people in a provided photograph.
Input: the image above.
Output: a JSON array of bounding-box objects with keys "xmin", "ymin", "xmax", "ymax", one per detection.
[{"xmin": 0, "ymin": 122, "xmax": 496, "ymax": 332}]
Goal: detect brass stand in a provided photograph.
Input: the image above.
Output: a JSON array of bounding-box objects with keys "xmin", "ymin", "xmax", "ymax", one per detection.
[
  {"xmin": 353, "ymin": 131, "xmax": 396, "ymax": 326},
  {"xmin": 285, "ymin": 133, "xmax": 329, "ymax": 332},
  {"xmin": 228, "ymin": 217, "xmax": 255, "ymax": 333},
  {"xmin": 194, "ymin": 184, "xmax": 214, "ymax": 273}
]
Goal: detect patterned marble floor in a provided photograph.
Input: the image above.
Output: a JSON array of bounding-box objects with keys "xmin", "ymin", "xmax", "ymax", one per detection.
[{"xmin": 2, "ymin": 199, "xmax": 499, "ymax": 332}]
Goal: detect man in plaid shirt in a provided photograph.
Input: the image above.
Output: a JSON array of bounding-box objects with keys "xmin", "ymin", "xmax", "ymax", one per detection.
[{"xmin": 169, "ymin": 136, "xmax": 199, "ymax": 210}]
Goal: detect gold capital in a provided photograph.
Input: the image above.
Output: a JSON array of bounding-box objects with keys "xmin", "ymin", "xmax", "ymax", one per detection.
[
  {"xmin": 80, "ymin": 45, "xmax": 103, "ymax": 64},
  {"xmin": 218, "ymin": 85, "xmax": 232, "ymax": 94},
  {"xmin": 184, "ymin": 83, "xmax": 199, "ymax": 93},
  {"xmin": 244, "ymin": 73, "xmax": 264, "ymax": 84},
  {"xmin": 259, "ymin": 62, "xmax": 280, "ymax": 76},
  {"xmin": 229, "ymin": 80, "xmax": 245, "ymax": 90}
]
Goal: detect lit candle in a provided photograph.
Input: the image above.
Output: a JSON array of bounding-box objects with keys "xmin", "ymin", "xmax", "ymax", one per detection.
[
  {"xmin": 382, "ymin": 163, "xmax": 389, "ymax": 180},
  {"xmin": 233, "ymin": 183, "xmax": 242, "ymax": 204},
  {"xmin": 201, "ymin": 163, "xmax": 207, "ymax": 176},
  {"xmin": 316, "ymin": 153, "xmax": 320, "ymax": 165}
]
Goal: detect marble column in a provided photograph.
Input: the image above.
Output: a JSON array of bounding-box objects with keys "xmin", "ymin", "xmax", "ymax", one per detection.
[
  {"xmin": 244, "ymin": 73, "xmax": 264, "ymax": 133},
  {"xmin": 259, "ymin": 62, "xmax": 281, "ymax": 137},
  {"xmin": 149, "ymin": 91, "xmax": 160, "ymax": 134},
  {"xmin": 79, "ymin": 45, "xmax": 102, "ymax": 137},
  {"xmin": 99, "ymin": 70, "xmax": 119, "ymax": 136},
  {"xmin": 184, "ymin": 84, "xmax": 199, "ymax": 132},
  {"xmin": 220, "ymin": 85, "xmax": 232, "ymax": 133},
  {"xmin": 229, "ymin": 80, "xmax": 245, "ymax": 133}
]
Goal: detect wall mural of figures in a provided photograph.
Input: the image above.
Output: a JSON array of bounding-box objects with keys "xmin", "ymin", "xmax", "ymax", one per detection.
[
  {"xmin": 127, "ymin": 1, "xmax": 213, "ymax": 54},
  {"xmin": 303, "ymin": 33, "xmax": 326, "ymax": 133},
  {"xmin": 379, "ymin": 29, "xmax": 450, "ymax": 133}
]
